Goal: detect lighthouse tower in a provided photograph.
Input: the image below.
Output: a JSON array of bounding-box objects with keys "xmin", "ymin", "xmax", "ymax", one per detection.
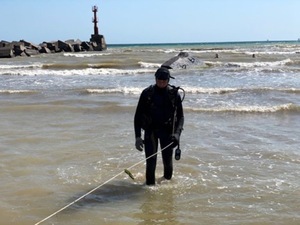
[{"xmin": 90, "ymin": 5, "xmax": 107, "ymax": 51}]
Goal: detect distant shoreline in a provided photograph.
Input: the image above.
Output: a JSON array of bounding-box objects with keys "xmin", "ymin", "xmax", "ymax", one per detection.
[{"xmin": 108, "ymin": 39, "xmax": 300, "ymax": 47}]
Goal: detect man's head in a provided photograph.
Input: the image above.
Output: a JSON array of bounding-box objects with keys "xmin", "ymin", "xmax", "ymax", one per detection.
[
  {"xmin": 154, "ymin": 67, "xmax": 173, "ymax": 88},
  {"xmin": 155, "ymin": 67, "xmax": 171, "ymax": 80}
]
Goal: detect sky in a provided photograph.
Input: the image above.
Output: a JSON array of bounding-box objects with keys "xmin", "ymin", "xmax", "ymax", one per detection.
[{"xmin": 1, "ymin": 0, "xmax": 300, "ymax": 45}]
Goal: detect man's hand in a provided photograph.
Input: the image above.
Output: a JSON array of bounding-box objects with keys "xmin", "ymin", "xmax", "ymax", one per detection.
[
  {"xmin": 135, "ymin": 137, "xmax": 144, "ymax": 151},
  {"xmin": 170, "ymin": 133, "xmax": 180, "ymax": 148}
]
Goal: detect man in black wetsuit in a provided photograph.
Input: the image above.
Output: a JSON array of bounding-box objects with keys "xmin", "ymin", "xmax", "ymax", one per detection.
[{"xmin": 134, "ymin": 66, "xmax": 184, "ymax": 185}]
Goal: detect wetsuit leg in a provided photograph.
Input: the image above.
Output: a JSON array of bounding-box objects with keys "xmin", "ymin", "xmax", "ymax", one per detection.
[
  {"xmin": 160, "ymin": 133, "xmax": 173, "ymax": 180},
  {"xmin": 144, "ymin": 130, "xmax": 158, "ymax": 185}
]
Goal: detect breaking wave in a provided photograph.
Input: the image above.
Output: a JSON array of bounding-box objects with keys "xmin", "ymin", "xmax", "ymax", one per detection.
[
  {"xmin": 185, "ymin": 103, "xmax": 299, "ymax": 113},
  {"xmin": 82, "ymin": 86, "xmax": 300, "ymax": 96},
  {"xmin": 0, "ymin": 68, "xmax": 155, "ymax": 76},
  {"xmin": 0, "ymin": 89, "xmax": 38, "ymax": 94},
  {"xmin": 63, "ymin": 52, "xmax": 111, "ymax": 57},
  {"xmin": 0, "ymin": 63, "xmax": 43, "ymax": 69},
  {"xmin": 184, "ymin": 86, "xmax": 300, "ymax": 94},
  {"xmin": 85, "ymin": 88, "xmax": 142, "ymax": 95},
  {"xmin": 204, "ymin": 59, "xmax": 293, "ymax": 69}
]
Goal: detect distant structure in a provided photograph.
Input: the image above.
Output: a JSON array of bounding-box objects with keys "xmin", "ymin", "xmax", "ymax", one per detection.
[
  {"xmin": 0, "ymin": 5, "xmax": 107, "ymax": 58},
  {"xmin": 90, "ymin": 5, "xmax": 107, "ymax": 51},
  {"xmin": 92, "ymin": 6, "xmax": 99, "ymax": 35}
]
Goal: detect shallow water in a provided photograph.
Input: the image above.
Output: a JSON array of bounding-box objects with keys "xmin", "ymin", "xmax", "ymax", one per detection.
[{"xmin": 0, "ymin": 41, "xmax": 300, "ymax": 225}]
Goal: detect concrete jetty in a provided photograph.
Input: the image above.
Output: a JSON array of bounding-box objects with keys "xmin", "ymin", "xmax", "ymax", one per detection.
[
  {"xmin": 0, "ymin": 37, "xmax": 106, "ymax": 58},
  {"xmin": 0, "ymin": 5, "xmax": 106, "ymax": 58}
]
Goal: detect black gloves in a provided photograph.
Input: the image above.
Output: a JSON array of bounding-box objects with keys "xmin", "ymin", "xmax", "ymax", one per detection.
[
  {"xmin": 170, "ymin": 133, "xmax": 180, "ymax": 148},
  {"xmin": 135, "ymin": 137, "xmax": 144, "ymax": 151}
]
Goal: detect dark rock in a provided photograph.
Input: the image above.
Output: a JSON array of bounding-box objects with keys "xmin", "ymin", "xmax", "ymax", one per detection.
[
  {"xmin": 1, "ymin": 34, "xmax": 106, "ymax": 58},
  {"xmin": 39, "ymin": 46, "xmax": 51, "ymax": 54},
  {"xmin": 73, "ymin": 43, "xmax": 82, "ymax": 52},
  {"xmin": 81, "ymin": 41, "xmax": 93, "ymax": 51},
  {"xmin": 13, "ymin": 42, "xmax": 26, "ymax": 56},
  {"xmin": 58, "ymin": 40, "xmax": 74, "ymax": 52},
  {"xmin": 24, "ymin": 48, "xmax": 39, "ymax": 56},
  {"xmin": 0, "ymin": 46, "xmax": 14, "ymax": 58}
]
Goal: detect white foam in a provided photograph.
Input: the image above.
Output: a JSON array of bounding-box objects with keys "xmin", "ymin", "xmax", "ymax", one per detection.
[
  {"xmin": 0, "ymin": 67, "xmax": 154, "ymax": 76},
  {"xmin": 0, "ymin": 89, "xmax": 36, "ymax": 94},
  {"xmin": 86, "ymin": 87, "xmax": 142, "ymax": 95},
  {"xmin": 63, "ymin": 52, "xmax": 111, "ymax": 57},
  {"xmin": 186, "ymin": 103, "xmax": 295, "ymax": 113},
  {"xmin": 230, "ymin": 59, "xmax": 292, "ymax": 68},
  {"xmin": 185, "ymin": 87, "xmax": 238, "ymax": 94},
  {"xmin": 0, "ymin": 63, "xmax": 43, "ymax": 69},
  {"xmin": 138, "ymin": 61, "xmax": 160, "ymax": 68},
  {"xmin": 204, "ymin": 59, "xmax": 292, "ymax": 69}
]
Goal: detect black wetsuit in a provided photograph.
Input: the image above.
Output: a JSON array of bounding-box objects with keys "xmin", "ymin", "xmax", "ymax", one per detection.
[{"xmin": 134, "ymin": 84, "xmax": 184, "ymax": 185}]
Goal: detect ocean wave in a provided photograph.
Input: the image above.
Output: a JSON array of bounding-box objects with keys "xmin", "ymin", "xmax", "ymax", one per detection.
[
  {"xmin": 285, "ymin": 59, "xmax": 300, "ymax": 67},
  {"xmin": 0, "ymin": 63, "xmax": 43, "ymax": 69},
  {"xmin": 253, "ymin": 87, "xmax": 300, "ymax": 94},
  {"xmin": 89, "ymin": 61, "xmax": 143, "ymax": 69},
  {"xmin": 184, "ymin": 87, "xmax": 238, "ymax": 94},
  {"xmin": 185, "ymin": 103, "xmax": 299, "ymax": 113},
  {"xmin": 184, "ymin": 86, "xmax": 300, "ymax": 95},
  {"xmin": 244, "ymin": 51, "xmax": 296, "ymax": 56},
  {"xmin": 139, "ymin": 61, "xmax": 161, "ymax": 68},
  {"xmin": 1, "ymin": 55, "xmax": 298, "ymax": 77},
  {"xmin": 228, "ymin": 59, "xmax": 291, "ymax": 68},
  {"xmin": 0, "ymin": 90, "xmax": 37, "ymax": 94},
  {"xmin": 85, "ymin": 87, "xmax": 142, "ymax": 95},
  {"xmin": 84, "ymin": 87, "xmax": 235, "ymax": 96},
  {"xmin": 83, "ymin": 86, "xmax": 300, "ymax": 96},
  {"xmin": 189, "ymin": 48, "xmax": 239, "ymax": 54},
  {"xmin": 42, "ymin": 61, "xmax": 143, "ymax": 70},
  {"xmin": 204, "ymin": 59, "xmax": 292, "ymax": 69},
  {"xmin": 0, "ymin": 67, "xmax": 155, "ymax": 76},
  {"xmin": 42, "ymin": 63, "xmax": 89, "ymax": 70},
  {"xmin": 188, "ymin": 46, "xmax": 300, "ymax": 55},
  {"xmin": 0, "ymin": 59, "xmax": 159, "ymax": 76},
  {"xmin": 63, "ymin": 52, "xmax": 111, "ymax": 57}
]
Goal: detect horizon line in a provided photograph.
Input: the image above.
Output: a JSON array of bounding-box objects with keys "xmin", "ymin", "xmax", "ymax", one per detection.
[{"xmin": 107, "ymin": 39, "xmax": 300, "ymax": 46}]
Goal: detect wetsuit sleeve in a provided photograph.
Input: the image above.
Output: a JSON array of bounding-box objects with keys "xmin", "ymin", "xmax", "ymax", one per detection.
[
  {"xmin": 175, "ymin": 93, "xmax": 184, "ymax": 135},
  {"xmin": 134, "ymin": 90, "xmax": 147, "ymax": 138}
]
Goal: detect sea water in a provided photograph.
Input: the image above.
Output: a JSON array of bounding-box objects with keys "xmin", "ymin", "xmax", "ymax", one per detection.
[{"xmin": 0, "ymin": 41, "xmax": 299, "ymax": 225}]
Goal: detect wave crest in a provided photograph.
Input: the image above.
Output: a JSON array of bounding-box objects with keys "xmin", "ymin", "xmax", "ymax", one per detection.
[
  {"xmin": 85, "ymin": 87, "xmax": 142, "ymax": 95},
  {"xmin": 0, "ymin": 90, "xmax": 37, "ymax": 94},
  {"xmin": 186, "ymin": 103, "xmax": 299, "ymax": 113}
]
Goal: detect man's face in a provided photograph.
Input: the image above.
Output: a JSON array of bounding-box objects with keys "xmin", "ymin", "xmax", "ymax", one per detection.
[{"xmin": 156, "ymin": 79, "xmax": 169, "ymax": 89}]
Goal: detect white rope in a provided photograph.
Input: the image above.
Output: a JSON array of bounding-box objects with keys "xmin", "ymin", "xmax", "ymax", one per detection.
[
  {"xmin": 34, "ymin": 171, "xmax": 123, "ymax": 225},
  {"xmin": 34, "ymin": 142, "xmax": 173, "ymax": 225},
  {"xmin": 127, "ymin": 142, "xmax": 173, "ymax": 170}
]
